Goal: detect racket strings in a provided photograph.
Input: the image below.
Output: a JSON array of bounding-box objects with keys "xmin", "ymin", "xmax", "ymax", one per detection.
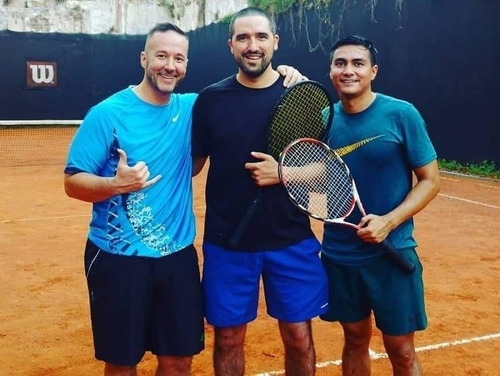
[
  {"xmin": 281, "ymin": 141, "xmax": 354, "ymax": 220},
  {"xmin": 268, "ymin": 84, "xmax": 331, "ymax": 159}
]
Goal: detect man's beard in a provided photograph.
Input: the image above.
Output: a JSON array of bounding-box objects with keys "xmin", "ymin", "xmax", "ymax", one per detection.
[
  {"xmin": 237, "ymin": 56, "xmax": 271, "ymax": 78},
  {"xmin": 147, "ymin": 71, "xmax": 183, "ymax": 93}
]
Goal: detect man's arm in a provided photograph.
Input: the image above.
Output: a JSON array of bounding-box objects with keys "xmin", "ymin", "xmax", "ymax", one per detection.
[
  {"xmin": 64, "ymin": 148, "xmax": 161, "ymax": 203},
  {"xmin": 357, "ymin": 160, "xmax": 441, "ymax": 243},
  {"xmin": 65, "ymin": 172, "xmax": 121, "ymax": 203}
]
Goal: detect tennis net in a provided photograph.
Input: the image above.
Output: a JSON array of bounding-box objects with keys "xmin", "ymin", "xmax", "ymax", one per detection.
[{"xmin": 0, "ymin": 121, "xmax": 80, "ymax": 167}]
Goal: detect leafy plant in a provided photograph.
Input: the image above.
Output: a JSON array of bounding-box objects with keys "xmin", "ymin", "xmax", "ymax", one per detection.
[{"xmin": 438, "ymin": 159, "xmax": 500, "ymax": 180}]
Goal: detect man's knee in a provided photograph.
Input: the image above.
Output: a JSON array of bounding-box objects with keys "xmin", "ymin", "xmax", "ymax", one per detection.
[
  {"xmin": 214, "ymin": 325, "xmax": 247, "ymax": 350},
  {"xmin": 157, "ymin": 355, "xmax": 193, "ymax": 376},
  {"xmin": 279, "ymin": 321, "xmax": 314, "ymax": 352},
  {"xmin": 341, "ymin": 318, "xmax": 372, "ymax": 348},
  {"xmin": 104, "ymin": 362, "xmax": 137, "ymax": 376}
]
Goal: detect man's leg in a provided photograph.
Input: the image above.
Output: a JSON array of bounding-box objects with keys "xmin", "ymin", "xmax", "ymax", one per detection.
[
  {"xmin": 279, "ymin": 320, "xmax": 316, "ymax": 376},
  {"xmin": 373, "ymin": 250, "xmax": 426, "ymax": 376},
  {"xmin": 152, "ymin": 246, "xmax": 204, "ymax": 376},
  {"xmin": 383, "ymin": 332, "xmax": 423, "ymax": 376},
  {"xmin": 340, "ymin": 317, "xmax": 372, "ymax": 376},
  {"xmin": 213, "ymin": 325, "xmax": 247, "ymax": 376},
  {"xmin": 86, "ymin": 245, "xmax": 147, "ymax": 376},
  {"xmin": 156, "ymin": 355, "xmax": 193, "ymax": 376},
  {"xmin": 104, "ymin": 363, "xmax": 137, "ymax": 376}
]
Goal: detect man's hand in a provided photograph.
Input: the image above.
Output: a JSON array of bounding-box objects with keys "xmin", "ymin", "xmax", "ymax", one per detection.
[
  {"xmin": 357, "ymin": 214, "xmax": 393, "ymax": 244},
  {"xmin": 276, "ymin": 65, "xmax": 308, "ymax": 87},
  {"xmin": 244, "ymin": 152, "xmax": 280, "ymax": 186},
  {"xmin": 114, "ymin": 148, "xmax": 162, "ymax": 193},
  {"xmin": 64, "ymin": 148, "xmax": 161, "ymax": 203}
]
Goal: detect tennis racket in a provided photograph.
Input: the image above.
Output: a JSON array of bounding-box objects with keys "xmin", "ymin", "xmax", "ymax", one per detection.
[
  {"xmin": 227, "ymin": 80, "xmax": 333, "ymax": 248},
  {"xmin": 278, "ymin": 138, "xmax": 415, "ymax": 273}
]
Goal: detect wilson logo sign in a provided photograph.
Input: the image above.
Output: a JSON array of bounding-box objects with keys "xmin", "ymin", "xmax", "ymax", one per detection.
[{"xmin": 26, "ymin": 61, "xmax": 58, "ymax": 87}]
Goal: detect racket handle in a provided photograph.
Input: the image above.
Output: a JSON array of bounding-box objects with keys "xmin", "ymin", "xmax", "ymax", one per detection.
[
  {"xmin": 227, "ymin": 193, "xmax": 263, "ymax": 249},
  {"xmin": 381, "ymin": 240, "xmax": 416, "ymax": 274}
]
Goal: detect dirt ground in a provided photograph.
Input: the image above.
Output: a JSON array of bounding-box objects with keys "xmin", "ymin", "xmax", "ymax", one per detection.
[{"xmin": 1, "ymin": 160, "xmax": 499, "ymax": 375}]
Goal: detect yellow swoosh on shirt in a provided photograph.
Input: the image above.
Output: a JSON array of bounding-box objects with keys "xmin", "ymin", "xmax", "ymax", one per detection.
[{"xmin": 333, "ymin": 135, "xmax": 384, "ymax": 157}]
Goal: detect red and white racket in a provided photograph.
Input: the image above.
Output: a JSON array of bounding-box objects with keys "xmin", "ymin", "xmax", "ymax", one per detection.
[{"xmin": 278, "ymin": 138, "xmax": 415, "ymax": 273}]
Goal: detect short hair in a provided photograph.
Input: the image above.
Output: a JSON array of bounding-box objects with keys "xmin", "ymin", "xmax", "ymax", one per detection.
[
  {"xmin": 147, "ymin": 22, "xmax": 188, "ymax": 40},
  {"xmin": 228, "ymin": 7, "xmax": 277, "ymax": 38},
  {"xmin": 330, "ymin": 35, "xmax": 378, "ymax": 65}
]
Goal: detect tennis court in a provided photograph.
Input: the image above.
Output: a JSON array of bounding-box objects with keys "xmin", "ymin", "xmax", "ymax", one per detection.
[{"xmin": 0, "ymin": 125, "xmax": 499, "ymax": 375}]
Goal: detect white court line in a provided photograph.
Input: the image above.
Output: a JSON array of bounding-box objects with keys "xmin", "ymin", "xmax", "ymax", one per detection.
[
  {"xmin": 438, "ymin": 193, "xmax": 500, "ymax": 210},
  {"xmin": 0, "ymin": 119, "xmax": 81, "ymax": 125},
  {"xmin": 0, "ymin": 214, "xmax": 89, "ymax": 223},
  {"xmin": 440, "ymin": 176, "xmax": 459, "ymax": 182},
  {"xmin": 3, "ymin": 193, "xmax": 498, "ymax": 224},
  {"xmin": 478, "ymin": 183, "xmax": 500, "ymax": 190},
  {"xmin": 441, "ymin": 176, "xmax": 499, "ymax": 189},
  {"xmin": 253, "ymin": 333, "xmax": 500, "ymax": 376}
]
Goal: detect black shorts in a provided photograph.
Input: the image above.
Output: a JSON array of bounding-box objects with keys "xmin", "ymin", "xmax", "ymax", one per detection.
[{"xmin": 84, "ymin": 240, "xmax": 205, "ymax": 366}]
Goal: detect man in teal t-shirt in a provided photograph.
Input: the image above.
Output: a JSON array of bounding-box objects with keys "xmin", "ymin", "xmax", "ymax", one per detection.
[{"xmin": 320, "ymin": 35, "xmax": 440, "ymax": 376}]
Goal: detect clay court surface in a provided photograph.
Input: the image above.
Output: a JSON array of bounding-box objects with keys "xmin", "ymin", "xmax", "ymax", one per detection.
[{"xmin": 0, "ymin": 128, "xmax": 499, "ymax": 375}]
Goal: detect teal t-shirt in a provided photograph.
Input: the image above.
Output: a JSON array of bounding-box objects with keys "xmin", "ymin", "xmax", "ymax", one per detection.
[
  {"xmin": 322, "ymin": 93, "xmax": 437, "ymax": 265},
  {"xmin": 65, "ymin": 87, "xmax": 197, "ymax": 257}
]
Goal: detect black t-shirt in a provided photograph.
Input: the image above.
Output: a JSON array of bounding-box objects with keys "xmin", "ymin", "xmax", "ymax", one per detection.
[{"xmin": 192, "ymin": 74, "xmax": 315, "ymax": 251}]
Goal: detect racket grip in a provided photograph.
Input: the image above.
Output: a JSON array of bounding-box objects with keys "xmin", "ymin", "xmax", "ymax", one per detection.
[
  {"xmin": 227, "ymin": 195, "xmax": 263, "ymax": 249},
  {"xmin": 381, "ymin": 240, "xmax": 416, "ymax": 274}
]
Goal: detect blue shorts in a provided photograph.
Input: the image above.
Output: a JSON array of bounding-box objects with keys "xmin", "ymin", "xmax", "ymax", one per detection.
[
  {"xmin": 202, "ymin": 238, "xmax": 329, "ymax": 326},
  {"xmin": 84, "ymin": 240, "xmax": 205, "ymax": 366},
  {"xmin": 320, "ymin": 248, "xmax": 427, "ymax": 336}
]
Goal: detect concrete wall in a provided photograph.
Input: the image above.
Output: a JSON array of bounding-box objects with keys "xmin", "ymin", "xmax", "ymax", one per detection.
[{"xmin": 0, "ymin": 0, "xmax": 248, "ymax": 34}]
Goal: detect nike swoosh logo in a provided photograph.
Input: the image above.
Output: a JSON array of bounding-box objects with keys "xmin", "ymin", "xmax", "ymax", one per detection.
[
  {"xmin": 334, "ymin": 135, "xmax": 384, "ymax": 157},
  {"xmin": 171, "ymin": 112, "xmax": 180, "ymax": 123}
]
